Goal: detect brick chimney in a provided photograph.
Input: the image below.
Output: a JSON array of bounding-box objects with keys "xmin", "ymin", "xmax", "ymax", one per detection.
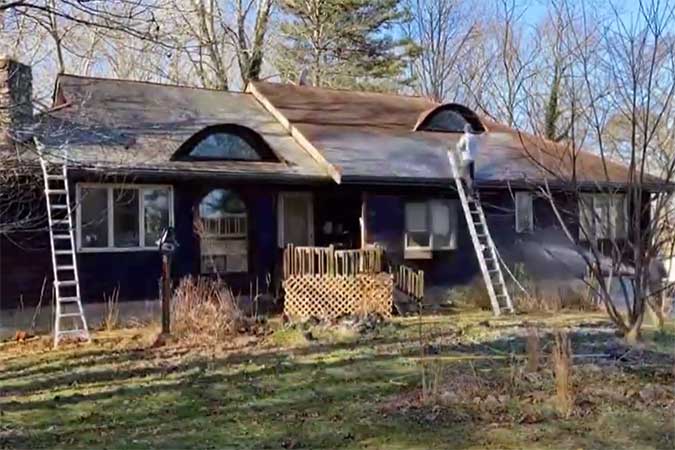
[{"xmin": 0, "ymin": 56, "xmax": 33, "ymax": 147}]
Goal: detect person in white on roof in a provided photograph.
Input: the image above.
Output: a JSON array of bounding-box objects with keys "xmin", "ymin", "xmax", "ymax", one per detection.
[{"xmin": 454, "ymin": 123, "xmax": 480, "ymax": 195}]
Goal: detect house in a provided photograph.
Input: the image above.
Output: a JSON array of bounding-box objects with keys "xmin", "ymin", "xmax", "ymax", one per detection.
[{"xmin": 0, "ymin": 57, "xmax": 663, "ymax": 311}]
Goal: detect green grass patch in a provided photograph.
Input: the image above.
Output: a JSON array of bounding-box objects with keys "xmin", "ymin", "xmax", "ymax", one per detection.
[{"xmin": 0, "ymin": 312, "xmax": 672, "ymax": 449}]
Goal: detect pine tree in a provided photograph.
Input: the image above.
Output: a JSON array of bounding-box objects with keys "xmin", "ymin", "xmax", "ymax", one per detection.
[{"xmin": 276, "ymin": 0, "xmax": 413, "ymax": 91}]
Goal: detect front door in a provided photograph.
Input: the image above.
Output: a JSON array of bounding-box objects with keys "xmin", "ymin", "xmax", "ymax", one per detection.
[{"xmin": 278, "ymin": 192, "xmax": 314, "ymax": 247}]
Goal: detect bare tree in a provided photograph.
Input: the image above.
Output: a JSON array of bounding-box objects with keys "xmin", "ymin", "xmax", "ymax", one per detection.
[
  {"xmin": 403, "ymin": 0, "xmax": 477, "ymax": 102},
  {"xmin": 456, "ymin": 0, "xmax": 539, "ymax": 126},
  {"xmin": 526, "ymin": 0, "xmax": 675, "ymax": 342}
]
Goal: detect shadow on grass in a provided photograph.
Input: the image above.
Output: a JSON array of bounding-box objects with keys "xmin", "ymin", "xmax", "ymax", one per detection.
[{"xmin": 2, "ymin": 315, "xmax": 674, "ymax": 450}]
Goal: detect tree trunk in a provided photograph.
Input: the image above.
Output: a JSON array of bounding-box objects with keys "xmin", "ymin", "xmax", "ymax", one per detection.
[{"xmin": 624, "ymin": 317, "xmax": 643, "ymax": 345}]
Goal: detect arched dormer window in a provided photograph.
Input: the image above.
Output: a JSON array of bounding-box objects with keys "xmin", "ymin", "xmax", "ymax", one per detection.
[
  {"xmin": 172, "ymin": 124, "xmax": 279, "ymax": 162},
  {"xmin": 414, "ymin": 104, "xmax": 486, "ymax": 133}
]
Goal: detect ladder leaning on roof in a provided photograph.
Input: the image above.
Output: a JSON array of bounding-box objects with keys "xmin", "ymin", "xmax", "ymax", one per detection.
[
  {"xmin": 448, "ymin": 151, "xmax": 515, "ymax": 316},
  {"xmin": 38, "ymin": 148, "xmax": 90, "ymax": 347}
]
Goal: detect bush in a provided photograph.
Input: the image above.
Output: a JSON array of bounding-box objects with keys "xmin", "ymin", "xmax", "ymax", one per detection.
[
  {"xmin": 510, "ymin": 264, "xmax": 596, "ymax": 313},
  {"xmin": 171, "ymin": 276, "xmax": 243, "ymax": 342},
  {"xmin": 450, "ymin": 278, "xmax": 493, "ymax": 310}
]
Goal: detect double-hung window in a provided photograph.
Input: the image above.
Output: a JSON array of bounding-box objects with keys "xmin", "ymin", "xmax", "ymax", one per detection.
[
  {"xmin": 578, "ymin": 193, "xmax": 627, "ymax": 241},
  {"xmin": 77, "ymin": 184, "xmax": 173, "ymax": 251},
  {"xmin": 404, "ymin": 199, "xmax": 458, "ymax": 257}
]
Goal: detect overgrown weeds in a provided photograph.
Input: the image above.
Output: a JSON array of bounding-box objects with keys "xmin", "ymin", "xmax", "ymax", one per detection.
[
  {"xmin": 450, "ymin": 278, "xmax": 493, "ymax": 310},
  {"xmin": 171, "ymin": 276, "xmax": 243, "ymax": 343},
  {"xmin": 552, "ymin": 330, "xmax": 574, "ymax": 417},
  {"xmin": 102, "ymin": 287, "xmax": 120, "ymax": 331}
]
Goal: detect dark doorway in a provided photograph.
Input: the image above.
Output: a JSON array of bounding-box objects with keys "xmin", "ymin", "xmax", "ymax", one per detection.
[{"xmin": 314, "ymin": 192, "xmax": 362, "ymax": 249}]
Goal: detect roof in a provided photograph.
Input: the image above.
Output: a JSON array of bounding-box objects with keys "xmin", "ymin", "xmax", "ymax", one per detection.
[
  {"xmin": 248, "ymin": 81, "xmax": 657, "ymax": 188},
  {"xmin": 37, "ymin": 75, "xmax": 329, "ymax": 182},
  {"xmin": 30, "ymin": 74, "xmax": 661, "ymax": 189}
]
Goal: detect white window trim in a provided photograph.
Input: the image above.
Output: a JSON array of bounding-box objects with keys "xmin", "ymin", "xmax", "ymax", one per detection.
[
  {"xmin": 404, "ymin": 199, "xmax": 457, "ymax": 251},
  {"xmin": 515, "ymin": 191, "xmax": 534, "ymax": 233},
  {"xmin": 76, "ymin": 183, "xmax": 174, "ymax": 253},
  {"xmin": 277, "ymin": 192, "xmax": 314, "ymax": 248}
]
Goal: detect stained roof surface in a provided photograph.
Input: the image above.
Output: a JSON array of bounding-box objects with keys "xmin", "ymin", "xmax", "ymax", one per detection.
[
  {"xmin": 39, "ymin": 75, "xmax": 328, "ymax": 181},
  {"xmin": 33, "ymin": 74, "xmax": 646, "ymax": 188},
  {"xmin": 250, "ymin": 81, "xmax": 641, "ymax": 186}
]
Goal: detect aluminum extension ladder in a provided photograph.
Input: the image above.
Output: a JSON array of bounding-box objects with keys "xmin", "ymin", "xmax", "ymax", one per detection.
[
  {"xmin": 448, "ymin": 152, "xmax": 515, "ymax": 316},
  {"xmin": 39, "ymin": 156, "xmax": 90, "ymax": 347}
]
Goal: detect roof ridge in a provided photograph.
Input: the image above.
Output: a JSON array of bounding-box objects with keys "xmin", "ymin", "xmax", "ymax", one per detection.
[
  {"xmin": 253, "ymin": 80, "xmax": 438, "ymax": 103},
  {"xmin": 57, "ymin": 73, "xmax": 248, "ymax": 95}
]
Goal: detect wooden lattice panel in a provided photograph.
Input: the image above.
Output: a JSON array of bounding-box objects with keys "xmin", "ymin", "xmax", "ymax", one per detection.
[{"xmin": 283, "ymin": 273, "xmax": 393, "ymax": 319}]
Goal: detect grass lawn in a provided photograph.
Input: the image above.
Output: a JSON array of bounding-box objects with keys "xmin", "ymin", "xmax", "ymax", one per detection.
[{"xmin": 0, "ymin": 309, "xmax": 673, "ymax": 449}]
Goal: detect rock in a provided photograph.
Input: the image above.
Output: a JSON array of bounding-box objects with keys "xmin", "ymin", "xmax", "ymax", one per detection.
[
  {"xmin": 14, "ymin": 330, "xmax": 28, "ymax": 342},
  {"xmin": 440, "ymin": 391, "xmax": 460, "ymax": 404}
]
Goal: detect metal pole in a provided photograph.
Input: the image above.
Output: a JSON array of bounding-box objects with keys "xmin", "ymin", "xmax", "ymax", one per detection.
[{"xmin": 161, "ymin": 254, "xmax": 171, "ymax": 335}]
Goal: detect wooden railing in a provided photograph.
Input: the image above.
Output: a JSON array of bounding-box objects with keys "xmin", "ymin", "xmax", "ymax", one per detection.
[
  {"xmin": 283, "ymin": 244, "xmax": 384, "ymax": 278},
  {"xmin": 393, "ymin": 265, "xmax": 424, "ymax": 301}
]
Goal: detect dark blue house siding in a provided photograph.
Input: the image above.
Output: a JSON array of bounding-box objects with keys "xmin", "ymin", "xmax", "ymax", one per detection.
[
  {"xmin": 0, "ymin": 180, "xmax": 649, "ymax": 308},
  {"xmin": 363, "ymin": 189, "xmax": 600, "ymax": 293},
  {"xmin": 0, "ymin": 179, "xmax": 282, "ymax": 308},
  {"xmin": 363, "ymin": 193, "xmax": 479, "ymax": 287}
]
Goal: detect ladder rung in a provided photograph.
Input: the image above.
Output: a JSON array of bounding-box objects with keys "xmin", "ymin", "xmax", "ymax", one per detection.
[
  {"xmin": 51, "ymin": 220, "xmax": 70, "ymax": 225},
  {"xmin": 46, "ymin": 189, "xmax": 67, "ymax": 194},
  {"xmin": 56, "ymin": 265, "xmax": 75, "ymax": 270},
  {"xmin": 54, "ymin": 250, "xmax": 73, "ymax": 255},
  {"xmin": 53, "ymin": 234, "xmax": 71, "ymax": 239},
  {"xmin": 56, "ymin": 280, "xmax": 77, "ymax": 287},
  {"xmin": 59, "ymin": 296, "xmax": 80, "ymax": 303},
  {"xmin": 47, "ymin": 175, "xmax": 65, "ymax": 180},
  {"xmin": 59, "ymin": 313, "xmax": 84, "ymax": 318},
  {"xmin": 57, "ymin": 329, "xmax": 87, "ymax": 336},
  {"xmin": 51, "ymin": 204, "xmax": 68, "ymax": 209}
]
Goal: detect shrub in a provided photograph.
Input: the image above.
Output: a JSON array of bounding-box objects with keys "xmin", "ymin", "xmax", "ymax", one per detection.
[
  {"xmin": 450, "ymin": 278, "xmax": 493, "ymax": 310},
  {"xmin": 171, "ymin": 276, "xmax": 243, "ymax": 342}
]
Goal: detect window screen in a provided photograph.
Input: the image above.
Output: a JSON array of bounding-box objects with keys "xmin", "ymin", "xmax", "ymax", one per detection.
[
  {"xmin": 578, "ymin": 193, "xmax": 627, "ymax": 241},
  {"xmin": 81, "ymin": 187, "xmax": 108, "ymax": 248},
  {"xmin": 144, "ymin": 188, "xmax": 170, "ymax": 246},
  {"xmin": 404, "ymin": 200, "xmax": 457, "ymax": 251},
  {"xmin": 515, "ymin": 192, "xmax": 533, "ymax": 233},
  {"xmin": 113, "ymin": 189, "xmax": 140, "ymax": 247}
]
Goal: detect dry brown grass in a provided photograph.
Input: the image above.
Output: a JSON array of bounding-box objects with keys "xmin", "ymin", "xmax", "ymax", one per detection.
[
  {"xmin": 451, "ymin": 278, "xmax": 493, "ymax": 310},
  {"xmin": 102, "ymin": 287, "xmax": 120, "ymax": 331},
  {"xmin": 171, "ymin": 276, "xmax": 243, "ymax": 343},
  {"xmin": 525, "ymin": 327, "xmax": 540, "ymax": 373},
  {"xmin": 552, "ymin": 330, "xmax": 574, "ymax": 418},
  {"xmin": 515, "ymin": 288, "xmax": 596, "ymax": 313}
]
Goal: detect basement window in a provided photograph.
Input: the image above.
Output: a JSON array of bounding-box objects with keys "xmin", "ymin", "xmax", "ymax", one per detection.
[
  {"xmin": 404, "ymin": 200, "xmax": 458, "ymax": 258},
  {"xmin": 77, "ymin": 184, "xmax": 173, "ymax": 252}
]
